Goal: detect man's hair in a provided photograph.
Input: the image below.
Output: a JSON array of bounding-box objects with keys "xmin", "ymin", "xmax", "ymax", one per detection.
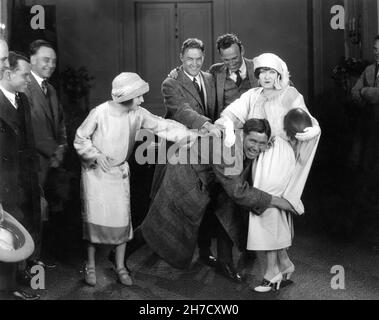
[
  {"xmin": 29, "ymin": 39, "xmax": 55, "ymax": 56},
  {"xmin": 8, "ymin": 51, "xmax": 30, "ymax": 71},
  {"xmin": 216, "ymin": 33, "xmax": 242, "ymax": 53},
  {"xmin": 180, "ymin": 38, "xmax": 204, "ymax": 55},
  {"xmin": 243, "ymin": 118, "xmax": 271, "ymax": 139},
  {"xmin": 374, "ymin": 35, "xmax": 379, "ymax": 42}
]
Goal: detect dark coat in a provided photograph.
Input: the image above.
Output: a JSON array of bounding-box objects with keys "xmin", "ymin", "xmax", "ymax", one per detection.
[
  {"xmin": 0, "ymin": 90, "xmax": 41, "ymax": 233},
  {"xmin": 162, "ymin": 67, "xmax": 217, "ymax": 128},
  {"xmin": 142, "ymin": 138, "xmax": 271, "ymax": 269},
  {"xmin": 24, "ymin": 74, "xmax": 67, "ymax": 185},
  {"xmin": 209, "ymin": 58, "xmax": 257, "ymax": 114}
]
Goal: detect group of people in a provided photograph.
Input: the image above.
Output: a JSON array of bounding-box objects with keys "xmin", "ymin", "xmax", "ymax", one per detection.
[
  {"xmin": 74, "ymin": 34, "xmax": 320, "ymax": 293},
  {"xmin": 0, "ymin": 32, "xmax": 321, "ymax": 300},
  {"xmin": 0, "ymin": 38, "xmax": 66, "ymax": 300}
]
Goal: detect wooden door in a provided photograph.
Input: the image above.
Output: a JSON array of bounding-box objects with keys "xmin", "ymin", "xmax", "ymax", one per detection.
[{"xmin": 136, "ymin": 2, "xmax": 213, "ymax": 115}]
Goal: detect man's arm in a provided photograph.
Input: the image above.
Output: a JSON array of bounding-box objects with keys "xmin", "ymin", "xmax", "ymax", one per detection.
[
  {"xmin": 212, "ymin": 162, "xmax": 297, "ymax": 214},
  {"xmin": 212, "ymin": 163, "xmax": 271, "ymax": 213},
  {"xmin": 162, "ymin": 78, "xmax": 210, "ymax": 129}
]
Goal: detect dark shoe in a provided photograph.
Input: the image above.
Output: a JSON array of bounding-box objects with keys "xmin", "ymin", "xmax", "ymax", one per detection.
[
  {"xmin": 108, "ymin": 250, "xmax": 132, "ymax": 274},
  {"xmin": 216, "ymin": 262, "xmax": 243, "ymax": 283},
  {"xmin": 16, "ymin": 270, "xmax": 33, "ymax": 287},
  {"xmin": 13, "ymin": 289, "xmax": 40, "ymax": 300}
]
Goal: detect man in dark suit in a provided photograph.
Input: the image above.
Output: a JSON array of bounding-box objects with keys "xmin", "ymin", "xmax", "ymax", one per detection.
[
  {"xmin": 149, "ymin": 38, "xmax": 222, "ymax": 270},
  {"xmin": 209, "ymin": 33, "xmax": 257, "ymax": 116},
  {"xmin": 24, "ymin": 40, "xmax": 67, "ymax": 267},
  {"xmin": 125, "ymin": 119, "xmax": 293, "ymax": 271},
  {"xmin": 0, "ymin": 50, "xmax": 41, "ymax": 300}
]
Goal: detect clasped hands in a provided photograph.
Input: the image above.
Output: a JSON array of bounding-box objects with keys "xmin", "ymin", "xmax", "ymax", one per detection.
[
  {"xmin": 199, "ymin": 121, "xmax": 223, "ymax": 138},
  {"xmin": 294, "ymin": 125, "xmax": 320, "ymax": 141}
]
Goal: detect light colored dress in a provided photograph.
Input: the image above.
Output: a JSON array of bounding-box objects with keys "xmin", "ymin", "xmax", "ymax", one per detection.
[
  {"xmin": 218, "ymin": 86, "xmax": 320, "ymax": 250},
  {"xmin": 74, "ymin": 102, "xmax": 197, "ymax": 244}
]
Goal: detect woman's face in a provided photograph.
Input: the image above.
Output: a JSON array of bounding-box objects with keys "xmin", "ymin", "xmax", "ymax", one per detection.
[
  {"xmin": 129, "ymin": 95, "xmax": 144, "ymax": 110},
  {"xmin": 258, "ymin": 68, "xmax": 279, "ymax": 89}
]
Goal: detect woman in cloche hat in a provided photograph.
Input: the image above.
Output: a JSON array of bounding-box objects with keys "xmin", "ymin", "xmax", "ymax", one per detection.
[
  {"xmin": 74, "ymin": 72, "xmax": 197, "ymax": 287},
  {"xmin": 216, "ymin": 53, "xmax": 321, "ymax": 292}
]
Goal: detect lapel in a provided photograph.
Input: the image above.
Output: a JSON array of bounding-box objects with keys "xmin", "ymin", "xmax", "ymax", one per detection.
[
  {"xmin": 178, "ymin": 67, "xmax": 205, "ymax": 112},
  {"xmin": 201, "ymin": 71, "xmax": 214, "ymax": 118},
  {"xmin": 245, "ymin": 58, "xmax": 258, "ymax": 88},
  {"xmin": 216, "ymin": 64, "xmax": 227, "ymax": 109},
  {"xmin": 29, "ymin": 74, "xmax": 55, "ymax": 125},
  {"xmin": 0, "ymin": 89, "xmax": 20, "ymax": 134}
]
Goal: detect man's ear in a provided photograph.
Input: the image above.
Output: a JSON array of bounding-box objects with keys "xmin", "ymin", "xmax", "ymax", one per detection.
[
  {"xmin": 240, "ymin": 45, "xmax": 245, "ymax": 57},
  {"xmin": 30, "ymin": 55, "xmax": 36, "ymax": 65},
  {"xmin": 179, "ymin": 53, "xmax": 184, "ymax": 63},
  {"xmin": 4, "ymin": 69, "xmax": 11, "ymax": 81}
]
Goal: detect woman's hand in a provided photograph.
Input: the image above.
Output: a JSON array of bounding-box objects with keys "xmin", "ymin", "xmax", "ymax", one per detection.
[
  {"xmin": 295, "ymin": 126, "xmax": 320, "ymax": 141},
  {"xmin": 96, "ymin": 154, "xmax": 113, "ymax": 172}
]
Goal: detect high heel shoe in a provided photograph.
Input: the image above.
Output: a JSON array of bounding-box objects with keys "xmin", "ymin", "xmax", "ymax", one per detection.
[
  {"xmin": 254, "ymin": 273, "xmax": 283, "ymax": 292},
  {"xmin": 282, "ymin": 264, "xmax": 295, "ymax": 281}
]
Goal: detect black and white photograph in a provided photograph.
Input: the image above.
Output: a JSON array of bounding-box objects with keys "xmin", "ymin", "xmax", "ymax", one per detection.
[{"xmin": 0, "ymin": 0, "xmax": 378, "ymax": 304}]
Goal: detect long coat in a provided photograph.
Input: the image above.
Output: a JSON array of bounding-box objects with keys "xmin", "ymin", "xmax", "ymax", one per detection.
[
  {"xmin": 0, "ymin": 91, "xmax": 41, "ymax": 233},
  {"xmin": 24, "ymin": 74, "xmax": 67, "ymax": 185},
  {"xmin": 209, "ymin": 58, "xmax": 257, "ymax": 115},
  {"xmin": 142, "ymin": 137, "xmax": 272, "ymax": 269}
]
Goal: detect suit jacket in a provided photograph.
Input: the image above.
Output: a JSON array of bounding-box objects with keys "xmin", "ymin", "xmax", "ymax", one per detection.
[
  {"xmin": 0, "ymin": 91, "xmax": 41, "ymax": 233},
  {"xmin": 209, "ymin": 58, "xmax": 257, "ymax": 115},
  {"xmin": 24, "ymin": 74, "xmax": 67, "ymax": 185},
  {"xmin": 162, "ymin": 66, "xmax": 217, "ymax": 128},
  {"xmin": 142, "ymin": 137, "xmax": 271, "ymax": 269},
  {"xmin": 352, "ymin": 63, "xmax": 379, "ymax": 106}
]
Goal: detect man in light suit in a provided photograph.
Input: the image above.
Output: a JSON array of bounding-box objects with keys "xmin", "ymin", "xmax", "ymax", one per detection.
[
  {"xmin": 209, "ymin": 33, "xmax": 258, "ymax": 116},
  {"xmin": 24, "ymin": 40, "xmax": 67, "ymax": 268}
]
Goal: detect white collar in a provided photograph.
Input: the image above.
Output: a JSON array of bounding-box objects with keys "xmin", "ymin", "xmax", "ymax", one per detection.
[
  {"xmin": 183, "ymin": 70, "xmax": 202, "ymax": 84},
  {"xmin": 229, "ymin": 59, "xmax": 247, "ymax": 76},
  {"xmin": 0, "ymin": 85, "xmax": 17, "ymax": 109},
  {"xmin": 31, "ymin": 70, "xmax": 46, "ymax": 87}
]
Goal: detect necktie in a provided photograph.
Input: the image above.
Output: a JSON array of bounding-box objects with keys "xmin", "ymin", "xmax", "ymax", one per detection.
[
  {"xmin": 193, "ymin": 77, "xmax": 205, "ymax": 107},
  {"xmin": 15, "ymin": 92, "xmax": 21, "ymax": 109},
  {"xmin": 41, "ymin": 80, "xmax": 48, "ymax": 96},
  {"xmin": 235, "ymin": 70, "xmax": 242, "ymax": 87}
]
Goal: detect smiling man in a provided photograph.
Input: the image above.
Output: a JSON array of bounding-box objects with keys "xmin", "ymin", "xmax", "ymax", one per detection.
[
  {"xmin": 24, "ymin": 40, "xmax": 67, "ymax": 270},
  {"xmin": 127, "ymin": 118, "xmax": 294, "ymax": 274},
  {"xmin": 209, "ymin": 33, "xmax": 258, "ymax": 115}
]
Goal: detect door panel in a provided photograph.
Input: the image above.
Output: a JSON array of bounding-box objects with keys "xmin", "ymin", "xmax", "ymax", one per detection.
[
  {"xmin": 136, "ymin": 3, "xmax": 176, "ymax": 114},
  {"xmin": 177, "ymin": 2, "xmax": 213, "ymax": 70},
  {"xmin": 136, "ymin": 2, "xmax": 213, "ymax": 115}
]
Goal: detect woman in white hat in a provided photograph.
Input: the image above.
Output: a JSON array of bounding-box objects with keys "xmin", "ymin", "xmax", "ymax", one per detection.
[
  {"xmin": 74, "ymin": 72, "xmax": 198, "ymax": 287},
  {"xmin": 216, "ymin": 53, "xmax": 321, "ymax": 292}
]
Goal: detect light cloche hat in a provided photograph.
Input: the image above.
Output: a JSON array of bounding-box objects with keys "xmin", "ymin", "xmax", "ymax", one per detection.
[{"xmin": 111, "ymin": 72, "xmax": 149, "ymax": 103}]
